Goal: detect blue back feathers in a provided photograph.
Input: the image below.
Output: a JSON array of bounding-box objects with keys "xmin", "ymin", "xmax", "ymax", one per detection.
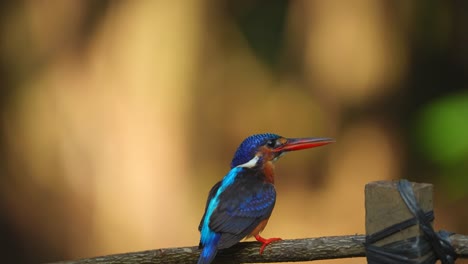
[{"xmin": 230, "ymin": 133, "xmax": 281, "ymax": 168}]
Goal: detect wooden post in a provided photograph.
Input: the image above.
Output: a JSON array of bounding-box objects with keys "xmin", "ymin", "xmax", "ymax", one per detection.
[{"xmin": 365, "ymin": 180, "xmax": 433, "ymax": 246}]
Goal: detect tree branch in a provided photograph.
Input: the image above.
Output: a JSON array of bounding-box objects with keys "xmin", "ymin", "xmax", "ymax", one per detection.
[{"xmin": 51, "ymin": 233, "xmax": 467, "ymax": 264}]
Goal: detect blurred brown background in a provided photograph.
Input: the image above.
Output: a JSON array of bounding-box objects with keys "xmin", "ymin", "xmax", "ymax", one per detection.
[{"xmin": 0, "ymin": 1, "xmax": 467, "ymax": 263}]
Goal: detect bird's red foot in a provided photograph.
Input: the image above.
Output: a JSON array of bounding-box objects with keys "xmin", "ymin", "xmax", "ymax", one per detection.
[{"xmin": 254, "ymin": 234, "xmax": 282, "ymax": 254}]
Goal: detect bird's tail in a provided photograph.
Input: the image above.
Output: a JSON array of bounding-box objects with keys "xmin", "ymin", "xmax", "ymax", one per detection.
[{"xmin": 197, "ymin": 243, "xmax": 218, "ymax": 264}]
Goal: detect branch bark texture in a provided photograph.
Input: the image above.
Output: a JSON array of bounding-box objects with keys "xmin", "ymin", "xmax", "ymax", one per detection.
[{"xmin": 52, "ymin": 234, "xmax": 467, "ymax": 264}]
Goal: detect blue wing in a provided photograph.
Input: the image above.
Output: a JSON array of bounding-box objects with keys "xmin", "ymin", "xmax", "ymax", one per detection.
[
  {"xmin": 198, "ymin": 181, "xmax": 221, "ymax": 234},
  {"xmin": 208, "ymin": 171, "xmax": 276, "ymax": 249}
]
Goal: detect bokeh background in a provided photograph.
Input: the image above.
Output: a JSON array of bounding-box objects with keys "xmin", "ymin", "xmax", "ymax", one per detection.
[{"xmin": 0, "ymin": 1, "xmax": 467, "ymax": 263}]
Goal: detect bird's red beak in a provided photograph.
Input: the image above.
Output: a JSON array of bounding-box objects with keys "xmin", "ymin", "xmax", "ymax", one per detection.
[{"xmin": 273, "ymin": 137, "xmax": 335, "ymax": 152}]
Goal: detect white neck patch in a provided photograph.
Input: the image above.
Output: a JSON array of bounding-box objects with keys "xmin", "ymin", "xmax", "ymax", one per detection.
[{"xmin": 237, "ymin": 156, "xmax": 260, "ymax": 168}]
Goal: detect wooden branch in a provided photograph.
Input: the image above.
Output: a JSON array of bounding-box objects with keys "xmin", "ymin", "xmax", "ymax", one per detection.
[
  {"xmin": 51, "ymin": 234, "xmax": 467, "ymax": 264},
  {"xmin": 452, "ymin": 234, "xmax": 468, "ymax": 258},
  {"xmin": 51, "ymin": 180, "xmax": 467, "ymax": 263}
]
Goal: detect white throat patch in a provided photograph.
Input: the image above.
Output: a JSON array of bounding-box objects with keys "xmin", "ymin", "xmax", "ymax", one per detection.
[{"xmin": 237, "ymin": 156, "xmax": 260, "ymax": 168}]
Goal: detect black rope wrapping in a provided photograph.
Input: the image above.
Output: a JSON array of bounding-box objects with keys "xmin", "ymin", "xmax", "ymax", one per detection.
[{"xmin": 364, "ymin": 180, "xmax": 457, "ymax": 264}]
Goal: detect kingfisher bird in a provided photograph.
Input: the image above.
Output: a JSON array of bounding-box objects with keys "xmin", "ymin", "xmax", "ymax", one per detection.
[{"xmin": 197, "ymin": 133, "xmax": 334, "ymax": 264}]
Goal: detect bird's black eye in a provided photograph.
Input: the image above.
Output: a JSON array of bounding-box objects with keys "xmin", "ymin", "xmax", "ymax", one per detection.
[{"xmin": 266, "ymin": 140, "xmax": 277, "ymax": 148}]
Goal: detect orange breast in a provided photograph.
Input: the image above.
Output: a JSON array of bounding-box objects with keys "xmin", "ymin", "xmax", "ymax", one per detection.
[
  {"xmin": 257, "ymin": 146, "xmax": 276, "ymax": 184},
  {"xmin": 250, "ymin": 218, "xmax": 270, "ymax": 236},
  {"xmin": 262, "ymin": 161, "xmax": 275, "ymax": 184}
]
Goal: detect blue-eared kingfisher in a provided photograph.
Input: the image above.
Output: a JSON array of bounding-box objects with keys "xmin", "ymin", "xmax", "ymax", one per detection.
[{"xmin": 197, "ymin": 133, "xmax": 334, "ymax": 264}]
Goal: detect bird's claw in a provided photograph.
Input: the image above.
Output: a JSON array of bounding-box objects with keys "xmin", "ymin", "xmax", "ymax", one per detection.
[{"xmin": 254, "ymin": 235, "xmax": 282, "ymax": 254}]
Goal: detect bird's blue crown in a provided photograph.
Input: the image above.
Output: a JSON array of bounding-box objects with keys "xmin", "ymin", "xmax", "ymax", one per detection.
[{"xmin": 230, "ymin": 133, "xmax": 281, "ymax": 168}]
